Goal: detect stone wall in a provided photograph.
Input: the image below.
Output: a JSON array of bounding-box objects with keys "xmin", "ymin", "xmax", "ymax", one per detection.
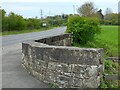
[
  {"xmin": 22, "ymin": 34, "xmax": 104, "ymax": 88},
  {"xmin": 35, "ymin": 34, "xmax": 72, "ymax": 46}
]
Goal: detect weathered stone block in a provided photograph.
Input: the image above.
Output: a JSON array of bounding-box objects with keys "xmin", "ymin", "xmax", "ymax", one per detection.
[
  {"xmin": 72, "ymin": 78, "xmax": 83, "ymax": 87},
  {"xmin": 56, "ymin": 75, "xmax": 69, "ymax": 86},
  {"xmin": 85, "ymin": 66, "xmax": 98, "ymax": 77},
  {"xmin": 83, "ymin": 76, "xmax": 99, "ymax": 88},
  {"xmin": 22, "ymin": 34, "xmax": 104, "ymax": 88},
  {"xmin": 45, "ymin": 71, "xmax": 57, "ymax": 83}
]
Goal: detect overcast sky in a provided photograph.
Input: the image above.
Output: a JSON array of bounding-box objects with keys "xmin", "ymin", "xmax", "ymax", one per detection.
[{"xmin": 1, "ymin": 0, "xmax": 119, "ymax": 18}]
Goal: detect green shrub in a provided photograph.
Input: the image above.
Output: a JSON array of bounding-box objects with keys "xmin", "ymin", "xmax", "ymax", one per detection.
[{"xmin": 66, "ymin": 15, "xmax": 101, "ymax": 45}]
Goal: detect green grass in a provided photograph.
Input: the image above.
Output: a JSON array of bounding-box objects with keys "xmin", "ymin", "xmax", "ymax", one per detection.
[
  {"xmin": 104, "ymin": 60, "xmax": 118, "ymax": 75},
  {"xmin": 73, "ymin": 25, "xmax": 119, "ymax": 88},
  {"xmin": 0, "ymin": 27, "xmax": 54, "ymax": 36},
  {"xmin": 48, "ymin": 83, "xmax": 58, "ymax": 88},
  {"xmin": 96, "ymin": 25, "xmax": 118, "ymax": 57},
  {"xmin": 74, "ymin": 25, "xmax": 118, "ymax": 57}
]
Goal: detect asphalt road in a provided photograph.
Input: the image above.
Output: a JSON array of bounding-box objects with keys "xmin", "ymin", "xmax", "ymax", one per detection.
[
  {"xmin": 2, "ymin": 27, "xmax": 66, "ymax": 46},
  {"xmin": 1, "ymin": 27, "xmax": 66, "ymax": 88}
]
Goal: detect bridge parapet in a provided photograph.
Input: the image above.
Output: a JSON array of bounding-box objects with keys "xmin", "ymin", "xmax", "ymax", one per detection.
[{"xmin": 22, "ymin": 34, "xmax": 104, "ymax": 88}]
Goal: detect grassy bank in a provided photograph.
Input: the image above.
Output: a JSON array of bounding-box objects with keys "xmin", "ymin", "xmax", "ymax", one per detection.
[
  {"xmin": 99, "ymin": 59, "xmax": 119, "ymax": 88},
  {"xmin": 73, "ymin": 25, "xmax": 119, "ymax": 88},
  {"xmin": 0, "ymin": 27, "xmax": 54, "ymax": 36},
  {"xmin": 96, "ymin": 25, "xmax": 118, "ymax": 56},
  {"xmin": 74, "ymin": 25, "xmax": 118, "ymax": 57}
]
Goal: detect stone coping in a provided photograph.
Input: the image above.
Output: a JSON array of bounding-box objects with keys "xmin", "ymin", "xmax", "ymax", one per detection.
[
  {"xmin": 22, "ymin": 33, "xmax": 104, "ymax": 88},
  {"xmin": 22, "ymin": 34, "xmax": 103, "ymax": 65}
]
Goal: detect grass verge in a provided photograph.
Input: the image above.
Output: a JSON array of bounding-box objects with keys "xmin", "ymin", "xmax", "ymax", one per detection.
[
  {"xmin": 0, "ymin": 27, "xmax": 55, "ymax": 36},
  {"xmin": 73, "ymin": 25, "xmax": 119, "ymax": 88},
  {"xmin": 74, "ymin": 25, "xmax": 118, "ymax": 57},
  {"xmin": 99, "ymin": 60, "xmax": 119, "ymax": 88}
]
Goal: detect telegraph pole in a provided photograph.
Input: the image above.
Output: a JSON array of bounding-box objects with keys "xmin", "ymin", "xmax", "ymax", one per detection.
[
  {"xmin": 73, "ymin": 5, "xmax": 78, "ymax": 14},
  {"xmin": 73, "ymin": 5, "xmax": 75, "ymax": 14},
  {"xmin": 40, "ymin": 9, "xmax": 43, "ymax": 20}
]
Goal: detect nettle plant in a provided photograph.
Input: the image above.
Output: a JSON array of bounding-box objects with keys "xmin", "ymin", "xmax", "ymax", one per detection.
[{"xmin": 66, "ymin": 15, "xmax": 101, "ymax": 45}]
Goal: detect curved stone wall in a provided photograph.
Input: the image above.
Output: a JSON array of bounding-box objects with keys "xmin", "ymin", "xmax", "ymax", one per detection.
[{"xmin": 22, "ymin": 34, "xmax": 104, "ymax": 88}]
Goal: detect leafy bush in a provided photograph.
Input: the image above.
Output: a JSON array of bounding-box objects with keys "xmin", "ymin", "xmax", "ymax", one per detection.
[{"xmin": 66, "ymin": 15, "xmax": 101, "ymax": 45}]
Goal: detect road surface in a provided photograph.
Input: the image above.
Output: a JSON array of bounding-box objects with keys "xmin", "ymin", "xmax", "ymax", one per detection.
[{"xmin": 1, "ymin": 27, "xmax": 66, "ymax": 88}]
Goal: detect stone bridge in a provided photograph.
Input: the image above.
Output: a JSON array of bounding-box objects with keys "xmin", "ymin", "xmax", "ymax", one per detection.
[{"xmin": 22, "ymin": 34, "xmax": 104, "ymax": 88}]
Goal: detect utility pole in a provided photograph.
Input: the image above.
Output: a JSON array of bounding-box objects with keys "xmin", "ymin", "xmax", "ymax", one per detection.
[
  {"xmin": 49, "ymin": 11, "xmax": 51, "ymax": 16},
  {"xmin": 73, "ymin": 5, "xmax": 78, "ymax": 15},
  {"xmin": 40, "ymin": 9, "xmax": 43, "ymax": 20},
  {"xmin": 73, "ymin": 5, "xmax": 75, "ymax": 14}
]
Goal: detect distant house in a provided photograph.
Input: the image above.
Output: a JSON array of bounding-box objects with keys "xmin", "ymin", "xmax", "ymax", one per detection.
[{"xmin": 42, "ymin": 23, "xmax": 47, "ymax": 27}]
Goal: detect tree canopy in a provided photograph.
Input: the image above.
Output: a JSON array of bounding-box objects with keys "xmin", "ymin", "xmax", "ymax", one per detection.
[{"xmin": 77, "ymin": 2, "xmax": 97, "ymax": 17}]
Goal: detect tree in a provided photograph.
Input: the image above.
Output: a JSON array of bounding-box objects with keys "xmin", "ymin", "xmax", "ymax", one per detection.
[
  {"xmin": 104, "ymin": 8, "xmax": 118, "ymax": 25},
  {"xmin": 8, "ymin": 12, "xmax": 25, "ymax": 31},
  {"xmin": 77, "ymin": 2, "xmax": 97, "ymax": 17},
  {"xmin": 105, "ymin": 8, "xmax": 112, "ymax": 15},
  {"xmin": 104, "ymin": 8, "xmax": 113, "ymax": 20},
  {"xmin": 66, "ymin": 15, "xmax": 101, "ymax": 44},
  {"xmin": 96, "ymin": 9, "xmax": 104, "ymax": 20},
  {"xmin": 96, "ymin": 9, "xmax": 104, "ymax": 24},
  {"xmin": 1, "ymin": 9, "xmax": 9, "ymax": 31},
  {"xmin": 1, "ymin": 9, "xmax": 6, "ymax": 18},
  {"xmin": 109, "ymin": 13, "xmax": 118, "ymax": 25},
  {"xmin": 25, "ymin": 18, "xmax": 42, "ymax": 29}
]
